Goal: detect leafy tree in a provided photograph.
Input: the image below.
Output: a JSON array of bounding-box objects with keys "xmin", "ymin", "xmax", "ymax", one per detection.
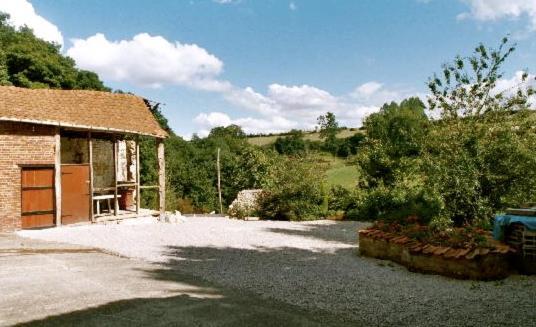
[
  {"xmin": 424, "ymin": 37, "xmax": 536, "ymax": 227},
  {"xmin": 0, "ymin": 13, "xmax": 108, "ymax": 90},
  {"xmin": 359, "ymin": 97, "xmax": 429, "ymax": 187},
  {"xmin": 428, "ymin": 37, "xmax": 535, "ymax": 119},
  {"xmin": 317, "ymin": 112, "xmax": 339, "ymax": 154},
  {"xmin": 353, "ymin": 97, "xmax": 440, "ymax": 223},
  {"xmin": 274, "ymin": 129, "xmax": 306, "ymax": 155}
]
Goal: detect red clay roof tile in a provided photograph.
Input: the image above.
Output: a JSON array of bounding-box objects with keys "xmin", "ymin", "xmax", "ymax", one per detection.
[{"xmin": 0, "ymin": 86, "xmax": 167, "ymax": 138}]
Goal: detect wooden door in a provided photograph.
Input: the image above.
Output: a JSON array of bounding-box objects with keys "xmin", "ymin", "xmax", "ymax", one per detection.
[
  {"xmin": 61, "ymin": 164, "xmax": 90, "ymax": 224},
  {"xmin": 21, "ymin": 167, "xmax": 55, "ymax": 229}
]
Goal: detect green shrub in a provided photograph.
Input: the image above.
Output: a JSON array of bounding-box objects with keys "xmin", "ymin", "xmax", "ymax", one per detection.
[
  {"xmin": 274, "ymin": 129, "xmax": 306, "ymax": 155},
  {"xmin": 328, "ymin": 185, "xmax": 354, "ymax": 212},
  {"xmin": 258, "ymin": 158, "xmax": 326, "ymax": 221}
]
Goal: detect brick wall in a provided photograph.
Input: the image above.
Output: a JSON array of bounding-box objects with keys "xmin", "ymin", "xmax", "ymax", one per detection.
[{"xmin": 0, "ymin": 122, "xmax": 56, "ymax": 232}]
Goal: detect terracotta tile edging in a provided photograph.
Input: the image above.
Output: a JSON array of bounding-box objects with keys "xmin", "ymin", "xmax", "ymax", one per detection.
[{"xmin": 358, "ymin": 229, "xmax": 515, "ymax": 280}]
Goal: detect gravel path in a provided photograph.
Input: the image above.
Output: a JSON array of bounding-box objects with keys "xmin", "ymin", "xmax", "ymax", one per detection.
[{"xmin": 19, "ymin": 217, "xmax": 536, "ymax": 326}]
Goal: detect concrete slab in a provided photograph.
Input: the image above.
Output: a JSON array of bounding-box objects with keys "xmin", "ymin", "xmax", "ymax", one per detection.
[{"xmin": 0, "ymin": 233, "xmax": 352, "ymax": 326}]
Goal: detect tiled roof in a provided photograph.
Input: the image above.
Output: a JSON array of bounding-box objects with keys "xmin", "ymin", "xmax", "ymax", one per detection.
[{"xmin": 0, "ymin": 86, "xmax": 167, "ymax": 138}]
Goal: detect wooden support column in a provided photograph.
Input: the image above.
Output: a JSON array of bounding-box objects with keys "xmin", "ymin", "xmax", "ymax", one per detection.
[
  {"xmin": 113, "ymin": 135, "xmax": 118, "ymax": 216},
  {"xmin": 88, "ymin": 132, "xmax": 94, "ymax": 222},
  {"xmin": 135, "ymin": 136, "xmax": 141, "ymax": 215},
  {"xmin": 54, "ymin": 128, "xmax": 62, "ymax": 226},
  {"xmin": 157, "ymin": 138, "xmax": 165, "ymax": 220}
]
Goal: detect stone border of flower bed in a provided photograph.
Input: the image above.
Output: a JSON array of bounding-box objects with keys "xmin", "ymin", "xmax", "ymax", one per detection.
[{"xmin": 358, "ymin": 229, "xmax": 516, "ymax": 280}]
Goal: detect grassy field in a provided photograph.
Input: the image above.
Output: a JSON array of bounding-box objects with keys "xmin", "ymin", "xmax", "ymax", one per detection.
[
  {"xmin": 323, "ymin": 156, "xmax": 359, "ymax": 189},
  {"xmin": 311, "ymin": 154, "xmax": 359, "ymax": 190},
  {"xmin": 326, "ymin": 164, "xmax": 359, "ymax": 189},
  {"xmin": 247, "ymin": 128, "xmax": 360, "ymax": 146},
  {"xmin": 247, "ymin": 129, "xmax": 361, "ymax": 189}
]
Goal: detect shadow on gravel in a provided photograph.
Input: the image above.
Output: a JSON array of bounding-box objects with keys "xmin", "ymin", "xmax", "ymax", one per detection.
[
  {"xmin": 16, "ymin": 292, "xmax": 350, "ymax": 327},
  {"xmin": 263, "ymin": 221, "xmax": 364, "ymax": 245},
  {"xmin": 143, "ymin": 244, "xmax": 536, "ymax": 327},
  {"xmin": 17, "ymin": 252, "xmax": 358, "ymax": 327}
]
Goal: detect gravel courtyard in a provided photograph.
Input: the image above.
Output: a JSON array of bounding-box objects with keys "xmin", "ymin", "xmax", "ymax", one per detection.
[{"xmin": 19, "ymin": 217, "xmax": 536, "ymax": 326}]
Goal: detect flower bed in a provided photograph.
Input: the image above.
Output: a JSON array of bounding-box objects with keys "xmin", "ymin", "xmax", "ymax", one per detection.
[{"xmin": 358, "ymin": 220, "xmax": 516, "ymax": 280}]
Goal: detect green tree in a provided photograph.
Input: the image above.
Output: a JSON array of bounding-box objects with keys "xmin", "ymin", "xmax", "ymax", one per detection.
[
  {"xmin": 354, "ymin": 97, "xmax": 439, "ymax": 223},
  {"xmin": 359, "ymin": 97, "xmax": 429, "ymax": 187},
  {"xmin": 424, "ymin": 37, "xmax": 536, "ymax": 227},
  {"xmin": 428, "ymin": 37, "xmax": 535, "ymax": 119},
  {"xmin": 0, "ymin": 13, "xmax": 108, "ymax": 90},
  {"xmin": 317, "ymin": 112, "xmax": 339, "ymax": 154},
  {"xmin": 274, "ymin": 129, "xmax": 306, "ymax": 155}
]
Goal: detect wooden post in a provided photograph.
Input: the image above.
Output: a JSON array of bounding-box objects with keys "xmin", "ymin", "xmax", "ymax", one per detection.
[
  {"xmin": 217, "ymin": 147, "xmax": 223, "ymax": 214},
  {"xmin": 157, "ymin": 139, "xmax": 165, "ymax": 220},
  {"xmin": 88, "ymin": 132, "xmax": 94, "ymax": 222},
  {"xmin": 54, "ymin": 128, "xmax": 61, "ymax": 226},
  {"xmin": 135, "ymin": 136, "xmax": 141, "ymax": 215},
  {"xmin": 113, "ymin": 136, "xmax": 118, "ymax": 216}
]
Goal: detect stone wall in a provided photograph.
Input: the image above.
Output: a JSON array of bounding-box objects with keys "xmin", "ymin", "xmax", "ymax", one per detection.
[{"xmin": 0, "ymin": 122, "xmax": 56, "ymax": 232}]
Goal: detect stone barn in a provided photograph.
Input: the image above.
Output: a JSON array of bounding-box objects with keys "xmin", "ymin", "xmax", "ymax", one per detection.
[{"xmin": 0, "ymin": 86, "xmax": 168, "ymax": 232}]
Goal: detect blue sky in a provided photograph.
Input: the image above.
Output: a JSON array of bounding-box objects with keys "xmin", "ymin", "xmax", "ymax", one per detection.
[{"xmin": 3, "ymin": 0, "xmax": 536, "ymax": 138}]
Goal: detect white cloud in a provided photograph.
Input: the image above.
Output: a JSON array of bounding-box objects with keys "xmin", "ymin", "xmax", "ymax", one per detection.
[
  {"xmin": 289, "ymin": 2, "xmax": 298, "ymax": 11},
  {"xmin": 66, "ymin": 33, "xmax": 230, "ymax": 91},
  {"xmin": 494, "ymin": 70, "xmax": 536, "ymax": 105},
  {"xmin": 351, "ymin": 81, "xmax": 408, "ymax": 106},
  {"xmin": 224, "ymin": 87, "xmax": 279, "ymax": 116},
  {"xmin": 213, "ymin": 0, "xmax": 239, "ymax": 4},
  {"xmin": 194, "ymin": 112, "xmax": 233, "ymax": 127},
  {"xmin": 194, "ymin": 111, "xmax": 297, "ymax": 136},
  {"xmin": 268, "ymin": 84, "xmax": 337, "ymax": 111},
  {"xmin": 458, "ymin": 0, "xmax": 536, "ymax": 30},
  {"xmin": 194, "ymin": 81, "xmax": 418, "ymax": 136},
  {"xmin": 353, "ymin": 81, "xmax": 383, "ymax": 97},
  {"xmin": 0, "ymin": 0, "xmax": 63, "ymax": 46}
]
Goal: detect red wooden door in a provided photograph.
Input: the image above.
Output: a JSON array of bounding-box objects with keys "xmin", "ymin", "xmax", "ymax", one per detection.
[
  {"xmin": 61, "ymin": 165, "xmax": 90, "ymax": 224},
  {"xmin": 21, "ymin": 167, "xmax": 55, "ymax": 229}
]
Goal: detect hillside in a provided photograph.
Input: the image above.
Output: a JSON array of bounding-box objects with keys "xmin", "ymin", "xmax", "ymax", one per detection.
[{"xmin": 247, "ymin": 128, "xmax": 361, "ymax": 146}]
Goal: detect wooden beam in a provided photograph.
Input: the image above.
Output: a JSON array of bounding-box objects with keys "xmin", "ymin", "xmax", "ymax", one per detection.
[
  {"xmin": 88, "ymin": 132, "xmax": 94, "ymax": 222},
  {"xmin": 136, "ymin": 136, "xmax": 141, "ymax": 215},
  {"xmin": 113, "ymin": 136, "xmax": 118, "ymax": 216},
  {"xmin": 157, "ymin": 139, "xmax": 165, "ymax": 221},
  {"xmin": 54, "ymin": 128, "xmax": 61, "ymax": 226}
]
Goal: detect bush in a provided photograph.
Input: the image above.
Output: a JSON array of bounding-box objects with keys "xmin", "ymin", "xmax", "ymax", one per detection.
[
  {"xmin": 422, "ymin": 113, "xmax": 536, "ymax": 227},
  {"xmin": 274, "ymin": 129, "xmax": 306, "ymax": 155},
  {"xmin": 328, "ymin": 185, "xmax": 354, "ymax": 212},
  {"xmin": 257, "ymin": 158, "xmax": 326, "ymax": 220}
]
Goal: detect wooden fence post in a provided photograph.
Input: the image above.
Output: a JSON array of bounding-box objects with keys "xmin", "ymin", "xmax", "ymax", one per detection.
[
  {"xmin": 217, "ymin": 148, "xmax": 223, "ymax": 214},
  {"xmin": 157, "ymin": 139, "xmax": 165, "ymax": 220}
]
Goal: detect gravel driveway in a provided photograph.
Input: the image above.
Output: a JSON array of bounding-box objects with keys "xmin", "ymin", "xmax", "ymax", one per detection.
[{"xmin": 19, "ymin": 217, "xmax": 536, "ymax": 326}]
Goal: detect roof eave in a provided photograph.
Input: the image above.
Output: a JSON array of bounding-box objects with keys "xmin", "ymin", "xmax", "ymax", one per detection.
[{"xmin": 0, "ymin": 117, "xmax": 168, "ymax": 138}]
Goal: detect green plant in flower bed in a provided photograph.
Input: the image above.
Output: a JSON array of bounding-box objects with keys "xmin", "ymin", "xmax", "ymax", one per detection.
[{"xmin": 371, "ymin": 216, "xmax": 491, "ymax": 249}]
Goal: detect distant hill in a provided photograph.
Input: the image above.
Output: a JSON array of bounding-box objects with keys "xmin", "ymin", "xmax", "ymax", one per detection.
[{"xmin": 247, "ymin": 128, "xmax": 362, "ymax": 146}]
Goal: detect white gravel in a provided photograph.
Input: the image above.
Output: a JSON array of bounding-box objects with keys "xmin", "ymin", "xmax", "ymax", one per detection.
[{"xmin": 19, "ymin": 217, "xmax": 536, "ymax": 326}]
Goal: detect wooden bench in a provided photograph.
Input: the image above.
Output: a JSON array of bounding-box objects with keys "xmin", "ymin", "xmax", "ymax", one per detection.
[{"xmin": 93, "ymin": 194, "xmax": 121, "ymax": 215}]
